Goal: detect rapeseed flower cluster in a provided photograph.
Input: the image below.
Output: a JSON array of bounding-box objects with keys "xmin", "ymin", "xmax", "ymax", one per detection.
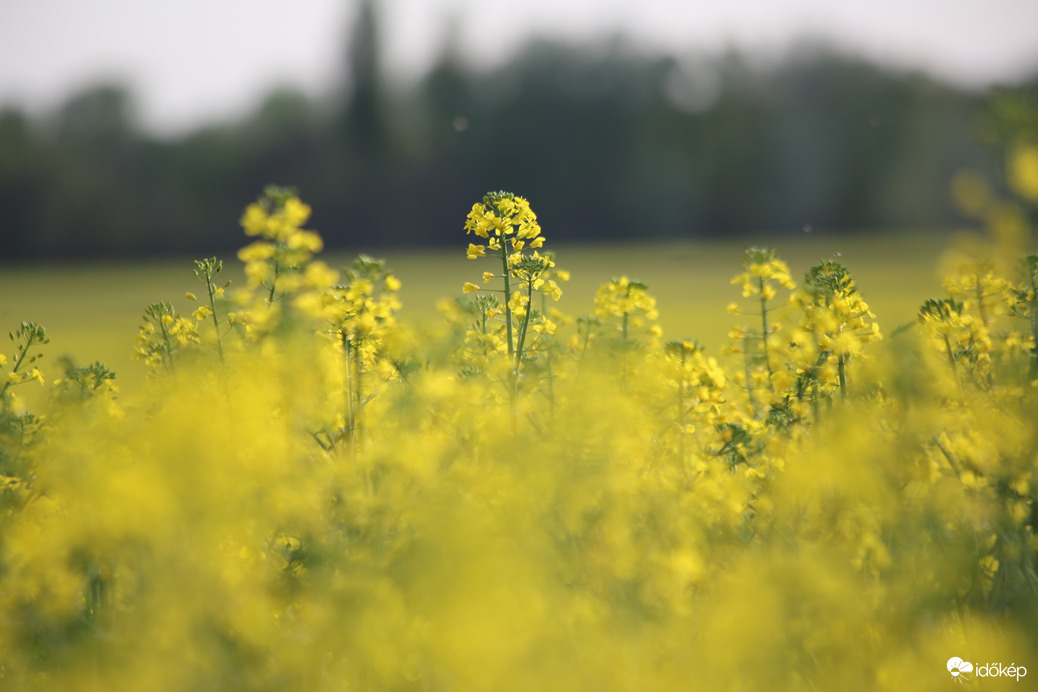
[
  {"xmin": 725, "ymin": 248, "xmax": 798, "ymax": 412},
  {"xmin": 238, "ymin": 185, "xmax": 325, "ymax": 308},
  {"xmin": 794, "ymin": 259, "xmax": 881, "ymax": 397},
  {"xmin": 593, "ymin": 276, "xmax": 662, "ymax": 347},
  {"xmin": 460, "ymin": 192, "xmax": 565, "ymax": 418},
  {"xmin": 132, "ymin": 302, "xmax": 199, "ymax": 374},
  {"xmin": 2, "ymin": 186, "xmax": 1037, "ymax": 691}
]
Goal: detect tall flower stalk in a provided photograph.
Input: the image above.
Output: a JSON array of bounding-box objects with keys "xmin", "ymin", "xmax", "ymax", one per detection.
[{"xmin": 461, "ymin": 192, "xmax": 563, "ymax": 427}]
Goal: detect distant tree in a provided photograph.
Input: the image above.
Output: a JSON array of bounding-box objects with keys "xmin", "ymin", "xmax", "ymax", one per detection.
[
  {"xmin": 55, "ymin": 84, "xmax": 137, "ymax": 143},
  {"xmin": 341, "ymin": 0, "xmax": 385, "ymax": 157},
  {"xmin": 0, "ymin": 108, "xmax": 44, "ymax": 255}
]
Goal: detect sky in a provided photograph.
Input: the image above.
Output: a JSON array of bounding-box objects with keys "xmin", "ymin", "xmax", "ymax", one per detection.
[{"xmin": 2, "ymin": 0, "xmax": 1038, "ymax": 135}]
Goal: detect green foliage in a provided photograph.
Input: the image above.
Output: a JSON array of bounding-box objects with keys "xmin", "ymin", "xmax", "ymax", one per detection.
[{"xmin": 54, "ymin": 358, "xmax": 116, "ymax": 402}]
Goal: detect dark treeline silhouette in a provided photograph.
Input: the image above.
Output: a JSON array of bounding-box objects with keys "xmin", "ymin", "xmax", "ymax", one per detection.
[{"xmin": 0, "ymin": 3, "xmax": 1029, "ymax": 259}]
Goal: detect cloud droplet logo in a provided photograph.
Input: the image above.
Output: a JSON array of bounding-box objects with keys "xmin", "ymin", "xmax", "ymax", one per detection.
[{"xmin": 948, "ymin": 657, "xmax": 973, "ymax": 682}]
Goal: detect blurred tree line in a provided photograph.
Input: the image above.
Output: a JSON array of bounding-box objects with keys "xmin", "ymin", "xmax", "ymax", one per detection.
[{"xmin": 0, "ymin": 1, "xmax": 1029, "ymax": 259}]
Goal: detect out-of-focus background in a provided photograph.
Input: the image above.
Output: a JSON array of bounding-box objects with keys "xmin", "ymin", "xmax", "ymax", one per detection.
[{"xmin": 2, "ymin": 0, "xmax": 1037, "ymax": 259}]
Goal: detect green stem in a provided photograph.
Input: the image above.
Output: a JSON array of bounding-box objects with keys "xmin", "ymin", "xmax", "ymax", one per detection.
[
  {"xmin": 759, "ymin": 277, "xmax": 774, "ymax": 388},
  {"xmin": 507, "ymin": 277, "xmax": 536, "ymax": 434},
  {"xmin": 498, "ymin": 241, "xmax": 520, "ymax": 431},
  {"xmin": 976, "ymin": 272, "xmax": 989, "ymax": 328},
  {"xmin": 206, "ymin": 275, "xmax": 225, "ymax": 366},
  {"xmin": 501, "ymin": 243, "xmax": 514, "ymax": 358},
  {"xmin": 621, "ymin": 282, "xmax": 634, "ymax": 342},
  {"xmin": 158, "ymin": 315, "xmax": 175, "ymax": 373},
  {"xmin": 0, "ymin": 334, "xmax": 38, "ymax": 400},
  {"xmin": 514, "ymin": 277, "xmax": 535, "ymax": 374},
  {"xmin": 343, "ymin": 333, "xmax": 356, "ymax": 459},
  {"xmin": 837, "ymin": 354, "xmax": 847, "ymax": 398},
  {"xmin": 812, "ymin": 381, "xmax": 820, "ymax": 423},
  {"xmin": 743, "ymin": 332, "xmax": 758, "ymax": 418},
  {"xmin": 943, "ymin": 333, "xmax": 964, "ymax": 398},
  {"xmin": 1029, "ymin": 265, "xmax": 1038, "ymax": 382},
  {"xmin": 267, "ymin": 258, "xmax": 281, "ymax": 306}
]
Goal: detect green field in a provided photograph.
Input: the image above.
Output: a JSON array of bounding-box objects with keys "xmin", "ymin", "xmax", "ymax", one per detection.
[{"xmin": 0, "ymin": 231, "xmax": 949, "ymax": 396}]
